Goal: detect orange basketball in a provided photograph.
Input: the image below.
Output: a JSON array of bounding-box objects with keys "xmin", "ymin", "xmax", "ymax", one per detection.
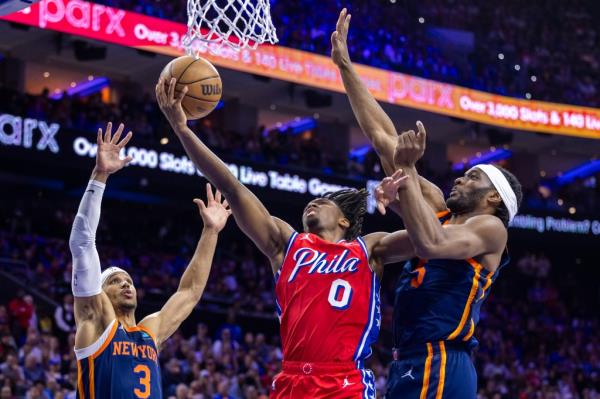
[{"xmin": 160, "ymin": 55, "xmax": 222, "ymax": 120}]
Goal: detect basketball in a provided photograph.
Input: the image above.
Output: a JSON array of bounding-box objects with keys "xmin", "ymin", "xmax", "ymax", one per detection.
[
  {"xmin": 0, "ymin": 0, "xmax": 41, "ymax": 16},
  {"xmin": 160, "ymin": 55, "xmax": 222, "ymax": 120}
]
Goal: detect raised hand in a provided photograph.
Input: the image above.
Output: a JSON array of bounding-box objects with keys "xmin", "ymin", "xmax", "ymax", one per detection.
[
  {"xmin": 193, "ymin": 183, "xmax": 232, "ymax": 232},
  {"xmin": 331, "ymin": 8, "xmax": 352, "ymax": 68},
  {"xmin": 156, "ymin": 77, "xmax": 189, "ymax": 130},
  {"xmin": 374, "ymin": 169, "xmax": 409, "ymax": 215},
  {"xmin": 393, "ymin": 121, "xmax": 427, "ymax": 168},
  {"xmin": 94, "ymin": 122, "xmax": 133, "ymax": 175}
]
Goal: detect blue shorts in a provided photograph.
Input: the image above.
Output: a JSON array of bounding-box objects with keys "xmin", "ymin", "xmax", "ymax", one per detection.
[{"xmin": 385, "ymin": 342, "xmax": 476, "ymax": 399}]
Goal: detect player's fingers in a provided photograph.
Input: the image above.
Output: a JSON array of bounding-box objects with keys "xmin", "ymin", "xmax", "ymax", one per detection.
[
  {"xmin": 111, "ymin": 123, "xmax": 124, "ymax": 144},
  {"xmin": 391, "ymin": 168, "xmax": 404, "ymax": 180},
  {"xmin": 222, "ymin": 199, "xmax": 229, "ymax": 209},
  {"xmin": 336, "ymin": 8, "xmax": 346, "ymax": 33},
  {"xmin": 406, "ymin": 130, "xmax": 415, "ymax": 145},
  {"xmin": 331, "ymin": 31, "xmax": 338, "ymax": 46},
  {"xmin": 97, "ymin": 128, "xmax": 103, "ymax": 146},
  {"xmin": 118, "ymin": 131, "xmax": 133, "ymax": 148},
  {"xmin": 416, "ymin": 120, "xmax": 427, "ymax": 147},
  {"xmin": 416, "ymin": 120, "xmax": 426, "ymax": 136},
  {"xmin": 396, "ymin": 133, "xmax": 406, "ymax": 149},
  {"xmin": 104, "ymin": 122, "xmax": 112, "ymax": 143},
  {"xmin": 155, "ymin": 80, "xmax": 164, "ymax": 106},
  {"xmin": 393, "ymin": 174, "xmax": 409, "ymax": 186},
  {"xmin": 161, "ymin": 78, "xmax": 169, "ymax": 101},
  {"xmin": 168, "ymin": 78, "xmax": 176, "ymax": 103},
  {"xmin": 175, "ymin": 85, "xmax": 188, "ymax": 103},
  {"xmin": 344, "ymin": 14, "xmax": 351, "ymax": 37},
  {"xmin": 405, "ymin": 130, "xmax": 416, "ymax": 147},
  {"xmin": 206, "ymin": 183, "xmax": 215, "ymax": 202},
  {"xmin": 121, "ymin": 155, "xmax": 133, "ymax": 166},
  {"xmin": 215, "ymin": 189, "xmax": 222, "ymax": 203},
  {"xmin": 377, "ymin": 201, "xmax": 387, "ymax": 215},
  {"xmin": 193, "ymin": 198, "xmax": 207, "ymax": 211}
]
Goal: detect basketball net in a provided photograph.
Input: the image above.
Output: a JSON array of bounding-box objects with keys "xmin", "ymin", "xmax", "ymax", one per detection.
[{"xmin": 183, "ymin": 0, "xmax": 278, "ymax": 55}]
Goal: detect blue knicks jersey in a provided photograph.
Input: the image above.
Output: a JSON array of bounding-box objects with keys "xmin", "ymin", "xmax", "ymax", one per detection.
[
  {"xmin": 393, "ymin": 211, "xmax": 510, "ymax": 350},
  {"xmin": 75, "ymin": 320, "xmax": 162, "ymax": 399}
]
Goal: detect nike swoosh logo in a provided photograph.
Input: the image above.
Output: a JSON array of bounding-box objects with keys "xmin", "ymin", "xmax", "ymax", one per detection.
[{"xmin": 86, "ymin": 190, "xmax": 95, "ymax": 194}]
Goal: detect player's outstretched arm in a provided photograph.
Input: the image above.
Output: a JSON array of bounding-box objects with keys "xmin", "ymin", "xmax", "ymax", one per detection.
[
  {"xmin": 331, "ymin": 9, "xmax": 446, "ymax": 212},
  {"xmin": 390, "ymin": 123, "xmax": 506, "ymax": 265},
  {"xmin": 156, "ymin": 78, "xmax": 292, "ymax": 271},
  {"xmin": 69, "ymin": 123, "xmax": 132, "ymax": 349},
  {"xmin": 140, "ymin": 184, "xmax": 231, "ymax": 346},
  {"xmin": 332, "ymin": 8, "xmax": 397, "ymax": 175},
  {"xmin": 365, "ymin": 229, "xmax": 415, "ymax": 277}
]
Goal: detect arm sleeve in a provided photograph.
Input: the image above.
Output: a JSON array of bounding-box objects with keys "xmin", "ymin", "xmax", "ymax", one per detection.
[{"xmin": 69, "ymin": 180, "xmax": 106, "ymax": 297}]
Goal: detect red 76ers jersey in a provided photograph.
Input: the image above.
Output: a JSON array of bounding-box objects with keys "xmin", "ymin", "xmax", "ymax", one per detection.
[{"xmin": 275, "ymin": 232, "xmax": 381, "ymax": 367}]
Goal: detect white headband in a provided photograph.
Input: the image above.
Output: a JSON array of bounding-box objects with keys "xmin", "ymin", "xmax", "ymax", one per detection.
[
  {"xmin": 474, "ymin": 164, "xmax": 518, "ymax": 223},
  {"xmin": 100, "ymin": 266, "xmax": 131, "ymax": 286}
]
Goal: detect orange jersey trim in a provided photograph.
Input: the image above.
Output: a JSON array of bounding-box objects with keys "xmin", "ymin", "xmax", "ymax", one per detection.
[
  {"xmin": 463, "ymin": 319, "xmax": 476, "ymax": 341},
  {"xmin": 76, "ymin": 360, "xmax": 85, "ymax": 399},
  {"xmin": 419, "ymin": 343, "xmax": 434, "ymax": 399},
  {"xmin": 435, "ymin": 210, "xmax": 451, "ymax": 219},
  {"xmin": 91, "ymin": 320, "xmax": 118, "ymax": 359},
  {"xmin": 447, "ymin": 258, "xmax": 482, "ymax": 340},
  {"xmin": 88, "ymin": 357, "xmax": 95, "ymax": 399},
  {"xmin": 435, "ymin": 341, "xmax": 447, "ymax": 399},
  {"xmin": 478, "ymin": 272, "xmax": 493, "ymax": 301},
  {"xmin": 125, "ymin": 325, "xmax": 158, "ymax": 348},
  {"xmin": 411, "ymin": 258, "xmax": 427, "ymax": 288}
]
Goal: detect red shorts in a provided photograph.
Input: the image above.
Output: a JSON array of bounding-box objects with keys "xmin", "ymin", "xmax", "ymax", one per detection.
[{"xmin": 270, "ymin": 361, "xmax": 376, "ymax": 399}]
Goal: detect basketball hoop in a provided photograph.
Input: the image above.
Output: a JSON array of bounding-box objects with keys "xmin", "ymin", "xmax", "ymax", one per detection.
[{"xmin": 183, "ymin": 0, "xmax": 278, "ymax": 55}]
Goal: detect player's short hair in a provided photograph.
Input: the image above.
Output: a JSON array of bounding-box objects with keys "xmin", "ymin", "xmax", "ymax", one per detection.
[
  {"xmin": 492, "ymin": 166, "xmax": 523, "ymax": 227},
  {"xmin": 323, "ymin": 188, "xmax": 369, "ymax": 241}
]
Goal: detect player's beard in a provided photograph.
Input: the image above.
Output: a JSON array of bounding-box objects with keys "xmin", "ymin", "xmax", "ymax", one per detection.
[
  {"xmin": 303, "ymin": 213, "xmax": 321, "ymax": 233},
  {"xmin": 114, "ymin": 296, "xmax": 137, "ymax": 314},
  {"xmin": 446, "ymin": 187, "xmax": 491, "ymax": 216},
  {"xmin": 117, "ymin": 301, "xmax": 136, "ymax": 314}
]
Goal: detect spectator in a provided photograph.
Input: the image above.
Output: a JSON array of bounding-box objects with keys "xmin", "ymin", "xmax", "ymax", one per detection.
[
  {"xmin": 53, "ymin": 294, "xmax": 75, "ymax": 341},
  {"xmin": 216, "ymin": 310, "xmax": 242, "ymax": 344},
  {"xmin": 8, "ymin": 292, "xmax": 34, "ymax": 339},
  {"xmin": 212, "ymin": 329, "xmax": 239, "ymax": 360},
  {"xmin": 23, "ymin": 353, "xmax": 45, "ymax": 387},
  {"xmin": 0, "ymin": 354, "xmax": 25, "ymax": 393},
  {"xmin": 0, "ymin": 386, "xmax": 14, "ymax": 399}
]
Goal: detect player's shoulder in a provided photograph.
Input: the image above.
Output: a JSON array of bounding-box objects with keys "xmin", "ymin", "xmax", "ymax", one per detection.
[
  {"xmin": 272, "ymin": 217, "xmax": 295, "ymax": 243},
  {"xmin": 362, "ymin": 231, "xmax": 388, "ymax": 248},
  {"xmin": 462, "ymin": 214, "xmax": 507, "ymax": 251},
  {"xmin": 463, "ymin": 214, "xmax": 506, "ymax": 232}
]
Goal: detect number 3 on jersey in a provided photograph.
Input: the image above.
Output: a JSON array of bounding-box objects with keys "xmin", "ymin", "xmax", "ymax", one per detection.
[
  {"xmin": 328, "ymin": 279, "xmax": 353, "ymax": 310},
  {"xmin": 134, "ymin": 364, "xmax": 151, "ymax": 398}
]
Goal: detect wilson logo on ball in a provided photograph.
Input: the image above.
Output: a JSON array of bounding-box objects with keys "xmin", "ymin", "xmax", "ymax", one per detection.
[
  {"xmin": 201, "ymin": 84, "xmax": 222, "ymax": 96},
  {"xmin": 161, "ymin": 55, "xmax": 222, "ymax": 120}
]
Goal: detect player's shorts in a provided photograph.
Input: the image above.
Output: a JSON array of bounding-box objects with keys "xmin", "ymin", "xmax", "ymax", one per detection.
[
  {"xmin": 270, "ymin": 361, "xmax": 376, "ymax": 399},
  {"xmin": 385, "ymin": 341, "xmax": 476, "ymax": 399}
]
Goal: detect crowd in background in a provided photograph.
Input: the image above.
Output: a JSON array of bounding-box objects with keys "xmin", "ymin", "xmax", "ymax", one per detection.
[
  {"xmin": 90, "ymin": 0, "xmax": 600, "ymax": 107},
  {"xmin": 0, "ymin": 189, "xmax": 599, "ymax": 398}
]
